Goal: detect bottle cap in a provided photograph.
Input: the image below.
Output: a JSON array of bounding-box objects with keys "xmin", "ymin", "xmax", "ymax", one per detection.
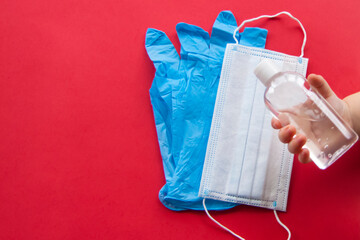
[{"xmin": 254, "ymin": 60, "xmax": 280, "ymax": 86}]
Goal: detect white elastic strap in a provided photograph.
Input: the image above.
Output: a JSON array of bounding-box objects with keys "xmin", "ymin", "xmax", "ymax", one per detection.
[
  {"xmin": 203, "ymin": 199, "xmax": 291, "ymax": 240},
  {"xmin": 232, "ymin": 11, "xmax": 307, "ymax": 58},
  {"xmin": 274, "ymin": 210, "xmax": 291, "ymax": 240},
  {"xmin": 203, "ymin": 199, "xmax": 246, "ymax": 240}
]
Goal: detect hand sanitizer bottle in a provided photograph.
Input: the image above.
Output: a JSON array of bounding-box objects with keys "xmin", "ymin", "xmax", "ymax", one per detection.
[{"xmin": 254, "ymin": 60, "xmax": 358, "ymax": 169}]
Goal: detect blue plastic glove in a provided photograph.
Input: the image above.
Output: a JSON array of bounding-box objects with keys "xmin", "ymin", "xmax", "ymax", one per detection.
[{"xmin": 146, "ymin": 11, "xmax": 268, "ymax": 211}]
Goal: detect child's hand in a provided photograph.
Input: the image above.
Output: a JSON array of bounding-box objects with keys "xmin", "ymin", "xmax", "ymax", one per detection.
[{"xmin": 271, "ymin": 74, "xmax": 353, "ymax": 164}]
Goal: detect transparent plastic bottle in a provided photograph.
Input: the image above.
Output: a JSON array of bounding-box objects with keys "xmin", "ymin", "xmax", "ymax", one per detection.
[{"xmin": 254, "ymin": 60, "xmax": 358, "ymax": 169}]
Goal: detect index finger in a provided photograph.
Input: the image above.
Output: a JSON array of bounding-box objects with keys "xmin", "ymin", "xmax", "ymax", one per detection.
[{"xmin": 271, "ymin": 117, "xmax": 282, "ymax": 129}]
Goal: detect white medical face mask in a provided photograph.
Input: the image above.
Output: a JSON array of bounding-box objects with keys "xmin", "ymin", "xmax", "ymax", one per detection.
[{"xmin": 199, "ymin": 12, "xmax": 308, "ymax": 212}]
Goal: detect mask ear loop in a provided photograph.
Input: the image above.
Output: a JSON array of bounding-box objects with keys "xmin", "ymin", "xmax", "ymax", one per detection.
[
  {"xmin": 203, "ymin": 199, "xmax": 246, "ymax": 240},
  {"xmin": 274, "ymin": 209, "xmax": 291, "ymax": 240},
  {"xmin": 232, "ymin": 11, "xmax": 307, "ymax": 58},
  {"xmin": 203, "ymin": 198, "xmax": 291, "ymax": 240}
]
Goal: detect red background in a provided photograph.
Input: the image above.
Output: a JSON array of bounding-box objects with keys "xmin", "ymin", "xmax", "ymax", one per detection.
[{"xmin": 1, "ymin": 0, "xmax": 360, "ymax": 239}]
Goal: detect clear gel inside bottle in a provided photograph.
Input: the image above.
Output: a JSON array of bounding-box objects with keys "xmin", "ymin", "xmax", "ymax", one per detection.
[{"xmin": 254, "ymin": 60, "xmax": 358, "ymax": 169}]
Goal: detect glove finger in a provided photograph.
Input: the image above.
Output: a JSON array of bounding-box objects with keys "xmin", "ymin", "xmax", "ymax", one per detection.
[
  {"xmin": 145, "ymin": 28, "xmax": 180, "ymax": 70},
  {"xmin": 176, "ymin": 23, "xmax": 210, "ymax": 57},
  {"xmin": 209, "ymin": 10, "xmax": 238, "ymax": 59},
  {"xmin": 239, "ymin": 27, "xmax": 268, "ymax": 48},
  {"xmin": 149, "ymin": 81, "xmax": 176, "ymax": 179}
]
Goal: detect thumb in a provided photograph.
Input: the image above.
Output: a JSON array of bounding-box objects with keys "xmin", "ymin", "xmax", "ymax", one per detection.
[
  {"xmin": 307, "ymin": 74, "xmax": 335, "ymax": 99},
  {"xmin": 308, "ymin": 74, "xmax": 347, "ymax": 116}
]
